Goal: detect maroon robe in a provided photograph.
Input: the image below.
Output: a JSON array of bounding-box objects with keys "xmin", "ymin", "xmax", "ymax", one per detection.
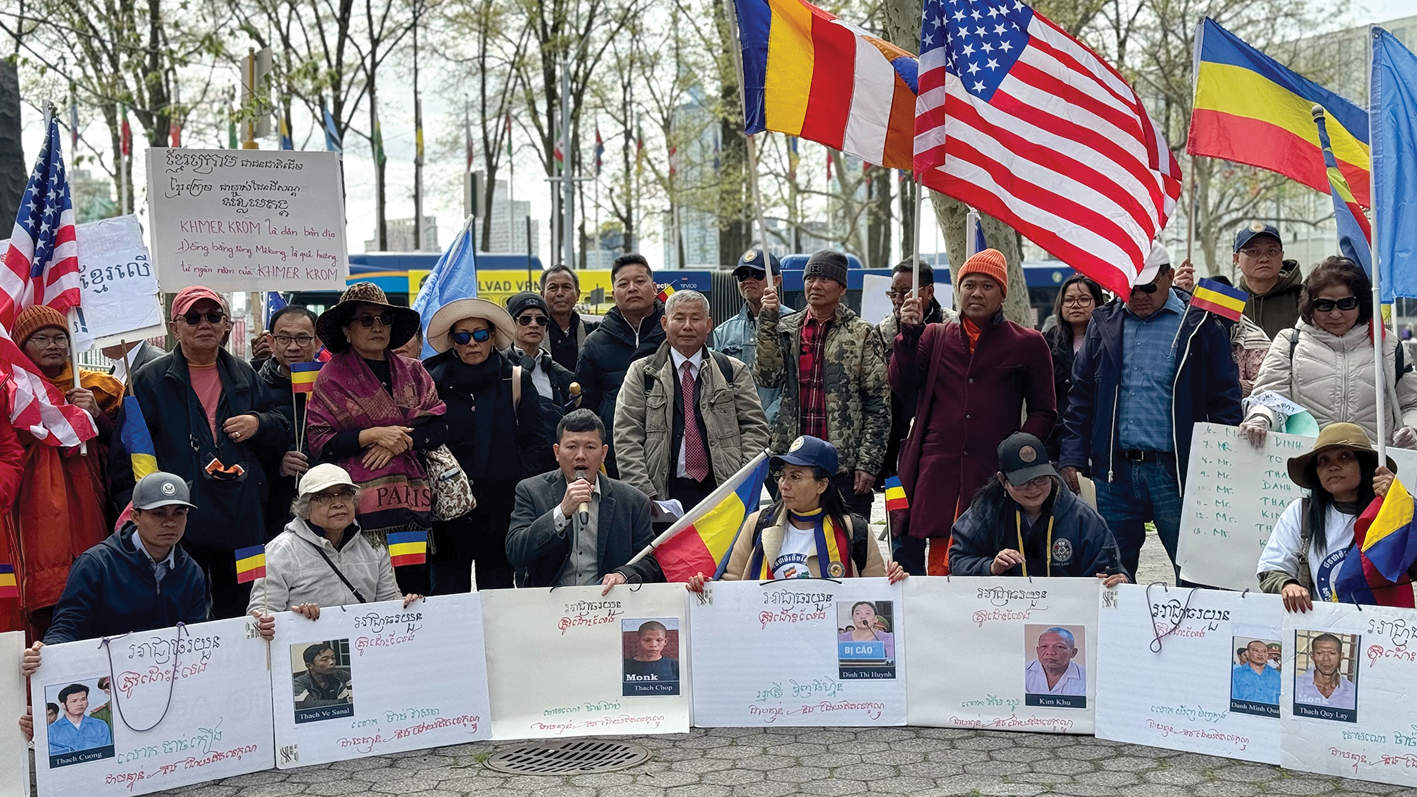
[{"xmin": 889, "ymin": 313, "xmax": 1057, "ymax": 547}]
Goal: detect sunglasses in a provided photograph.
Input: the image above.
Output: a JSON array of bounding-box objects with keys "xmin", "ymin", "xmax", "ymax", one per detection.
[
  {"xmin": 1313, "ymin": 296, "xmax": 1360, "ymax": 313},
  {"xmin": 516, "ymin": 315, "xmax": 549, "ymax": 327},
  {"xmin": 180, "ymin": 311, "xmax": 226, "ymax": 326},
  {"xmin": 452, "ymin": 328, "xmax": 493, "ymax": 345},
  {"xmin": 354, "ymin": 312, "xmax": 394, "ymax": 328}
]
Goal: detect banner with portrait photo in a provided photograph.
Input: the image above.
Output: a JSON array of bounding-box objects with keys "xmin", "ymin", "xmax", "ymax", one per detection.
[
  {"xmin": 688, "ymin": 578, "xmax": 906, "ymax": 727},
  {"xmin": 1281, "ymin": 602, "xmax": 1417, "ymax": 787},
  {"xmin": 268, "ymin": 593, "xmax": 491, "ymax": 768},
  {"xmin": 1094, "ymin": 585, "xmax": 1285, "ymax": 764},
  {"xmin": 30, "ymin": 617, "xmax": 274, "ymax": 797},
  {"xmin": 905, "ymin": 577, "xmax": 1099, "ymax": 734},
  {"xmin": 0, "ymin": 631, "xmax": 29, "ymax": 797},
  {"xmin": 482, "ymin": 583, "xmax": 690, "ymax": 740}
]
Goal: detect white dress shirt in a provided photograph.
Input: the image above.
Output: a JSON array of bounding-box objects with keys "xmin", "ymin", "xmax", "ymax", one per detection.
[{"xmin": 669, "ymin": 347, "xmax": 705, "ymax": 479}]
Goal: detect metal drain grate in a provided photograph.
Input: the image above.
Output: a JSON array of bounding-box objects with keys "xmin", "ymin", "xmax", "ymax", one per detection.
[{"xmin": 483, "ymin": 739, "xmax": 651, "ymax": 775}]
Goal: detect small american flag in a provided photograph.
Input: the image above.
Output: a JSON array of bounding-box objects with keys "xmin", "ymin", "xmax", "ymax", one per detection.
[
  {"xmin": 914, "ymin": 0, "xmax": 1182, "ymax": 297},
  {"xmin": 0, "ymin": 113, "xmax": 82, "ymax": 327}
]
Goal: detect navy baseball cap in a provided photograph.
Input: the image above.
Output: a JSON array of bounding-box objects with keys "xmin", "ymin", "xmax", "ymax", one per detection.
[
  {"xmin": 733, "ymin": 248, "xmax": 781, "ymax": 279},
  {"xmin": 771, "ymin": 435, "xmax": 838, "ymax": 474},
  {"xmin": 1234, "ymin": 222, "xmax": 1282, "ymax": 253},
  {"xmin": 997, "ymin": 433, "xmax": 1057, "ymax": 485}
]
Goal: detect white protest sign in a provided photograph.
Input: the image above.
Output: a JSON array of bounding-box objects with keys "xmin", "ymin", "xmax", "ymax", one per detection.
[
  {"xmin": 689, "ymin": 578, "xmax": 906, "ymax": 727},
  {"xmin": 145, "ymin": 148, "xmax": 348, "ymax": 292},
  {"xmin": 482, "ymin": 583, "xmax": 690, "ymax": 740},
  {"xmin": 30, "ymin": 617, "xmax": 274, "ymax": 797},
  {"xmin": 0, "ymin": 631, "xmax": 28, "ymax": 797},
  {"xmin": 1095, "ymin": 585, "xmax": 1284, "ymax": 764},
  {"xmin": 1280, "ymin": 603, "xmax": 1417, "ymax": 787},
  {"xmin": 268, "ymin": 593, "xmax": 490, "ymax": 768},
  {"xmin": 71, "ymin": 216, "xmax": 164, "ymax": 350},
  {"xmin": 860, "ymin": 274, "xmax": 893, "ymax": 326},
  {"xmin": 905, "ymin": 577, "xmax": 1099, "ymax": 734},
  {"xmin": 1178, "ymin": 423, "xmax": 1417, "ymax": 591}
]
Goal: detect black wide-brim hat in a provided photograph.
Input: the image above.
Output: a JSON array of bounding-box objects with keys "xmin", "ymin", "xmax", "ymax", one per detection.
[{"xmin": 315, "ymin": 282, "xmax": 422, "ymax": 354}]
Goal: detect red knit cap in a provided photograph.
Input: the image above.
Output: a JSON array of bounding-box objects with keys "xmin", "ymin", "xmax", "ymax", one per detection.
[
  {"xmin": 956, "ymin": 248, "xmax": 1008, "ymax": 297},
  {"xmin": 13, "ymin": 304, "xmax": 67, "ymax": 347}
]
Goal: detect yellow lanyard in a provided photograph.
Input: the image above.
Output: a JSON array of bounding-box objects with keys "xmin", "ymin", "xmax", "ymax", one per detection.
[{"xmin": 1015, "ymin": 510, "xmax": 1054, "ymax": 578}]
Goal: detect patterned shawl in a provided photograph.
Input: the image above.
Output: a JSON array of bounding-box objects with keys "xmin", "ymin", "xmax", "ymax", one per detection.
[{"xmin": 306, "ymin": 350, "xmax": 446, "ymax": 539}]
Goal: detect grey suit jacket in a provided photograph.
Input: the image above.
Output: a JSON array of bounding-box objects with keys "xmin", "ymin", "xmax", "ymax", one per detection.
[{"xmin": 506, "ymin": 470, "xmax": 663, "ymax": 588}]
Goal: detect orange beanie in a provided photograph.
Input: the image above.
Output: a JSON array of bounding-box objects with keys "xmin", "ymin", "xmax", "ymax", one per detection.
[
  {"xmin": 13, "ymin": 304, "xmax": 67, "ymax": 347},
  {"xmin": 956, "ymin": 248, "xmax": 1008, "ymax": 297}
]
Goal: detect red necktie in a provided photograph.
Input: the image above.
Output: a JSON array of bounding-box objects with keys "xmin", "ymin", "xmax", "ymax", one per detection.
[{"xmin": 681, "ymin": 361, "xmax": 710, "ymax": 482}]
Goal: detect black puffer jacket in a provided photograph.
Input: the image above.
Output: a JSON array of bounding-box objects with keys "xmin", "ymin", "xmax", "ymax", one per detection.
[
  {"xmin": 1042, "ymin": 323, "xmax": 1081, "ymax": 462},
  {"xmin": 256, "ymin": 357, "xmax": 305, "ymax": 540},
  {"xmin": 574, "ymin": 302, "xmax": 665, "ymax": 477}
]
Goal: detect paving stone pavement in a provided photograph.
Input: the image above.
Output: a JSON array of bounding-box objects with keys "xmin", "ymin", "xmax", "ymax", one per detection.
[{"xmin": 154, "ymin": 726, "xmax": 1411, "ymax": 797}]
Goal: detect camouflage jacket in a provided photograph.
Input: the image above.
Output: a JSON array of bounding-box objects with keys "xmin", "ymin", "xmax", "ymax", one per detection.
[{"xmin": 753, "ymin": 304, "xmax": 891, "ymax": 475}]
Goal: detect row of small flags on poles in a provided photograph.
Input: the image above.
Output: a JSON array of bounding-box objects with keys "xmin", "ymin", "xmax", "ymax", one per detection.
[{"xmin": 231, "ymin": 529, "xmax": 428, "ymax": 588}]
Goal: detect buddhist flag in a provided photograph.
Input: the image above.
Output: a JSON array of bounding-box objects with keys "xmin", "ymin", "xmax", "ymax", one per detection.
[
  {"xmin": 119, "ymin": 396, "xmax": 158, "ymax": 482},
  {"xmin": 388, "ymin": 531, "xmax": 428, "ymax": 567},
  {"xmin": 1190, "ymin": 278, "xmax": 1248, "ymax": 322},
  {"xmin": 235, "ymin": 545, "xmax": 266, "ymax": 584},
  {"xmin": 0, "ymin": 564, "xmax": 16, "ymax": 598},
  {"xmin": 627, "ymin": 453, "xmax": 770, "ymax": 582},
  {"xmin": 656, "ymin": 283, "xmax": 676, "ymax": 303},
  {"xmin": 1337, "ymin": 479, "xmax": 1417, "ymax": 607},
  {"xmin": 884, "ymin": 476, "xmax": 908, "ymax": 511},
  {"xmin": 290, "ymin": 361, "xmax": 322, "ymax": 394}
]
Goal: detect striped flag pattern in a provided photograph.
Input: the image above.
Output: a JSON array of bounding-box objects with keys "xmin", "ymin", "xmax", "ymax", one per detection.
[
  {"xmin": 388, "ymin": 531, "xmax": 428, "ymax": 567},
  {"xmin": 290, "ymin": 361, "xmax": 323, "ymax": 394},
  {"xmin": 914, "ymin": 0, "xmax": 1182, "ymax": 297},
  {"xmin": 235, "ymin": 545, "xmax": 267, "ymax": 584},
  {"xmin": 0, "ymin": 323, "xmax": 97, "ymax": 448},
  {"xmin": 0, "ymin": 563, "xmax": 16, "ymax": 598},
  {"xmin": 1, "ymin": 113, "xmax": 83, "ymax": 326}
]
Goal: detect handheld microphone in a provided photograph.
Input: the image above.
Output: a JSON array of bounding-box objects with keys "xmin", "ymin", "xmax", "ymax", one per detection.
[{"xmin": 575, "ymin": 468, "xmax": 590, "ymax": 524}]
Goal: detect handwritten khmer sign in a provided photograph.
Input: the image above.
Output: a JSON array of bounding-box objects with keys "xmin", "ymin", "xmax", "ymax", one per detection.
[{"xmin": 145, "ymin": 148, "xmax": 348, "ymax": 292}]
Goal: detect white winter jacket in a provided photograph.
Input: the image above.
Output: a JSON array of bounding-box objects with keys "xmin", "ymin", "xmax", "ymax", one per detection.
[
  {"xmin": 246, "ymin": 517, "xmax": 401, "ymax": 614},
  {"xmin": 1244, "ymin": 320, "xmax": 1417, "ymax": 445}
]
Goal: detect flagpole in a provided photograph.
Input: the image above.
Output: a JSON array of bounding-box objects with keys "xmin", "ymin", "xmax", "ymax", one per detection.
[
  {"xmin": 912, "ymin": 175, "xmax": 924, "ymax": 297},
  {"xmin": 720, "ymin": 0, "xmax": 769, "ymax": 249},
  {"xmin": 43, "ymin": 99, "xmax": 90, "ymax": 458},
  {"xmin": 1366, "ymin": 27, "xmax": 1387, "ymax": 463},
  {"xmin": 1185, "ymin": 168, "xmax": 1198, "ymax": 269},
  {"xmin": 625, "ymin": 451, "xmax": 769, "ymax": 566}
]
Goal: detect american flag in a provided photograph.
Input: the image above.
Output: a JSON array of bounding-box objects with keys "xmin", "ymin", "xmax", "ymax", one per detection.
[
  {"xmin": 0, "ymin": 323, "xmax": 96, "ymax": 448},
  {"xmin": 0, "ymin": 113, "xmax": 82, "ymax": 327},
  {"xmin": 914, "ymin": 0, "xmax": 1182, "ymax": 296}
]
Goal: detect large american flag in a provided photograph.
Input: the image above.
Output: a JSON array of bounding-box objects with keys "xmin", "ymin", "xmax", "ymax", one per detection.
[
  {"xmin": 914, "ymin": 0, "xmax": 1182, "ymax": 296},
  {"xmin": 0, "ymin": 113, "xmax": 82, "ymax": 326},
  {"xmin": 0, "ymin": 113, "xmax": 95, "ymax": 448}
]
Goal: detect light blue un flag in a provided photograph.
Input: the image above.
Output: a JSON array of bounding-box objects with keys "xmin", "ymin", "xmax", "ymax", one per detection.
[
  {"xmin": 412, "ymin": 218, "xmax": 478, "ymax": 358},
  {"xmin": 1374, "ymin": 28, "xmax": 1417, "ymax": 301}
]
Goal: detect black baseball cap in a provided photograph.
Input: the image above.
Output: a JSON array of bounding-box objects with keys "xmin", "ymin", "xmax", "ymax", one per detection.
[
  {"xmin": 997, "ymin": 433, "xmax": 1057, "ymax": 485},
  {"xmin": 733, "ymin": 248, "xmax": 782, "ymax": 279}
]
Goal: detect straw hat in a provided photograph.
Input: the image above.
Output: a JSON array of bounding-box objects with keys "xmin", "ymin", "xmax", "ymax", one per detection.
[
  {"xmin": 315, "ymin": 282, "xmax": 421, "ymax": 354},
  {"xmin": 426, "ymin": 298, "xmax": 516, "ymax": 354},
  {"xmin": 1286, "ymin": 422, "xmax": 1397, "ymax": 490}
]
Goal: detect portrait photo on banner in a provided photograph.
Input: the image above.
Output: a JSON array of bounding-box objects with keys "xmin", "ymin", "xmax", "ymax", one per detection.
[
  {"xmin": 290, "ymin": 640, "xmax": 355, "ymax": 724},
  {"xmin": 1024, "ymin": 624, "xmax": 1087, "ymax": 708},
  {"xmin": 1292, "ymin": 630, "xmax": 1359, "ymax": 723},
  {"xmin": 836, "ymin": 600, "xmax": 896, "ymax": 679},
  {"xmin": 621, "ymin": 618, "xmax": 680, "ymax": 697},
  {"xmin": 1229, "ymin": 632, "xmax": 1282, "ymax": 718},
  {"xmin": 41, "ymin": 676, "xmax": 115, "ymax": 769}
]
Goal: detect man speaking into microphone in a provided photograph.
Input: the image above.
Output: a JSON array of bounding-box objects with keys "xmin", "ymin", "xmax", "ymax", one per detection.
[{"xmin": 507, "ymin": 409, "xmax": 662, "ymax": 590}]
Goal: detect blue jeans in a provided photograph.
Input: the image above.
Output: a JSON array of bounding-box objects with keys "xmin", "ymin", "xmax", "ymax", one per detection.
[{"xmin": 1094, "ymin": 458, "xmax": 1183, "ymax": 582}]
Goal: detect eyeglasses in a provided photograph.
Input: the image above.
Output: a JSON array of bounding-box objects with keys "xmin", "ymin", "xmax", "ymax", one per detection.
[
  {"xmin": 1131, "ymin": 282, "xmax": 1161, "ymax": 295},
  {"xmin": 1240, "ymin": 246, "xmax": 1282, "ymax": 259},
  {"xmin": 735, "ymin": 270, "xmax": 767, "ymax": 282},
  {"xmin": 452, "ymin": 328, "xmax": 493, "ymax": 345},
  {"xmin": 516, "ymin": 315, "xmax": 549, "ymax": 327},
  {"xmin": 273, "ymin": 334, "xmax": 316, "ymax": 346},
  {"xmin": 885, "ymin": 290, "xmax": 914, "ymax": 300},
  {"xmin": 1007, "ymin": 475, "xmax": 1052, "ymax": 490},
  {"xmin": 26, "ymin": 333, "xmax": 69, "ymax": 349},
  {"xmin": 180, "ymin": 311, "xmax": 226, "ymax": 326},
  {"xmin": 1062, "ymin": 296, "xmax": 1094, "ymax": 307},
  {"xmin": 311, "ymin": 489, "xmax": 356, "ymax": 505},
  {"xmin": 354, "ymin": 312, "xmax": 394, "ymax": 328},
  {"xmin": 1313, "ymin": 296, "xmax": 1360, "ymax": 313}
]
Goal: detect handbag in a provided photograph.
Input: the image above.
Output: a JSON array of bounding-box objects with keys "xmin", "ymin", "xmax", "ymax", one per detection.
[{"xmin": 424, "ymin": 443, "xmax": 476, "ymax": 521}]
